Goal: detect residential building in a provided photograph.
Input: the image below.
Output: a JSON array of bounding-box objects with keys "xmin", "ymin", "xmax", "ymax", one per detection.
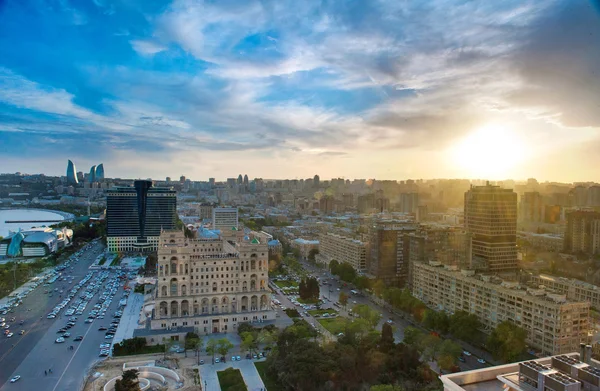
[
  {"xmin": 106, "ymin": 180, "xmax": 177, "ymax": 252},
  {"xmin": 316, "ymin": 232, "xmax": 367, "ymax": 271},
  {"xmin": 563, "ymin": 211, "xmax": 600, "ymax": 255},
  {"xmin": 518, "ymin": 232, "xmax": 563, "ymax": 252},
  {"xmin": 212, "ymin": 207, "xmax": 239, "ymax": 231},
  {"xmin": 520, "ymin": 191, "xmax": 544, "ymax": 223},
  {"xmin": 411, "ymin": 261, "xmax": 589, "ymax": 355},
  {"xmin": 368, "ymin": 220, "xmax": 417, "ymax": 286},
  {"xmin": 147, "ymin": 229, "xmax": 275, "ymax": 336},
  {"xmin": 406, "ymin": 225, "xmax": 471, "ymax": 269},
  {"xmin": 357, "ymin": 193, "xmax": 375, "ymax": 214},
  {"xmin": 464, "ymin": 183, "xmax": 518, "ymax": 273},
  {"xmin": 400, "ymin": 192, "xmax": 419, "ymax": 213},
  {"xmin": 319, "ymin": 195, "xmax": 334, "ymax": 214},
  {"xmin": 441, "ymin": 351, "xmax": 600, "ymax": 391},
  {"xmin": 291, "ymin": 238, "xmax": 319, "ymax": 259},
  {"xmin": 529, "ymin": 274, "xmax": 600, "ymax": 310}
]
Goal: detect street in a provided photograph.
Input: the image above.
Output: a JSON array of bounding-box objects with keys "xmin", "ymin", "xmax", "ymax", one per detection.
[{"xmin": 0, "ymin": 241, "xmax": 129, "ymax": 391}]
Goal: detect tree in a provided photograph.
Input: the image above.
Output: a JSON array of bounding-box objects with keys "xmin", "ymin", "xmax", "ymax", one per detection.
[
  {"xmin": 206, "ymin": 339, "xmax": 218, "ymax": 363},
  {"xmin": 329, "ymin": 259, "xmax": 340, "ymax": 274},
  {"xmin": 308, "ymin": 248, "xmax": 319, "ymax": 263},
  {"xmin": 241, "ymin": 332, "xmax": 255, "ymax": 355},
  {"xmin": 449, "ymin": 311, "xmax": 481, "ymax": 343},
  {"xmin": 402, "ymin": 326, "xmax": 422, "ymax": 346},
  {"xmin": 487, "ymin": 321, "xmax": 527, "ymax": 363},
  {"xmin": 373, "ymin": 280, "xmax": 386, "ymax": 297},
  {"xmin": 115, "ymin": 369, "xmax": 140, "ymax": 391},
  {"xmin": 436, "ymin": 339, "xmax": 462, "ymax": 370},
  {"xmin": 299, "ymin": 277, "xmax": 319, "ymax": 301},
  {"xmin": 257, "ymin": 329, "xmax": 276, "ymax": 352},
  {"xmin": 339, "ymin": 291, "xmax": 349, "ymax": 309},
  {"xmin": 370, "ymin": 385, "xmax": 405, "ymax": 391},
  {"xmin": 380, "ymin": 322, "xmax": 395, "ymax": 351},
  {"xmin": 419, "ymin": 334, "xmax": 442, "ymax": 362},
  {"xmin": 184, "ymin": 332, "xmax": 200, "ymax": 358},
  {"xmin": 353, "ymin": 304, "xmax": 381, "ymax": 329},
  {"xmin": 217, "ymin": 338, "xmax": 234, "ymax": 357}
]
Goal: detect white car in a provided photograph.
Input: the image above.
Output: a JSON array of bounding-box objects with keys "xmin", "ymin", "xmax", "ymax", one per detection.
[
  {"xmin": 6, "ymin": 333, "xmax": 13, "ymax": 338},
  {"xmin": 10, "ymin": 375, "xmax": 20, "ymax": 383},
  {"xmin": 55, "ymin": 337, "xmax": 65, "ymax": 343},
  {"xmin": 463, "ymin": 351, "xmax": 472, "ymax": 356}
]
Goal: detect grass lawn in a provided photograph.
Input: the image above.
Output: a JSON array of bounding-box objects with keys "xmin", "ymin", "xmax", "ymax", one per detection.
[
  {"xmin": 297, "ymin": 297, "xmax": 319, "ymax": 304},
  {"xmin": 113, "ymin": 344, "xmax": 165, "ymax": 357},
  {"xmin": 254, "ymin": 361, "xmax": 283, "ymax": 391},
  {"xmin": 273, "ymin": 280, "xmax": 299, "ymax": 289},
  {"xmin": 217, "ymin": 367, "xmax": 248, "ymax": 391},
  {"xmin": 285, "ymin": 308, "xmax": 301, "ymax": 318},
  {"xmin": 318, "ymin": 317, "xmax": 348, "ymax": 335},
  {"xmin": 109, "ymin": 254, "xmax": 122, "ymax": 267},
  {"xmin": 308, "ymin": 308, "xmax": 338, "ymax": 317}
]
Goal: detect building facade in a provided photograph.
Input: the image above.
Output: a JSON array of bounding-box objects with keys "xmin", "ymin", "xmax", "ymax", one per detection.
[
  {"xmin": 368, "ymin": 220, "xmax": 417, "ymax": 286},
  {"xmin": 519, "ymin": 191, "xmax": 545, "ymax": 223},
  {"xmin": 316, "ymin": 232, "xmax": 367, "ymax": 271},
  {"xmin": 529, "ymin": 274, "xmax": 600, "ymax": 311},
  {"xmin": 411, "ymin": 261, "xmax": 589, "ymax": 355},
  {"xmin": 563, "ymin": 211, "xmax": 600, "ymax": 255},
  {"xmin": 151, "ymin": 230, "xmax": 275, "ymax": 334},
  {"xmin": 464, "ymin": 183, "xmax": 518, "ymax": 273},
  {"xmin": 106, "ymin": 180, "xmax": 177, "ymax": 253},
  {"xmin": 212, "ymin": 207, "xmax": 239, "ymax": 231},
  {"xmin": 66, "ymin": 159, "xmax": 78, "ymax": 185}
]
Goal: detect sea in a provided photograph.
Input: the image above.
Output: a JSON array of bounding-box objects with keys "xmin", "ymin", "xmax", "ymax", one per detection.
[{"xmin": 0, "ymin": 209, "xmax": 71, "ymax": 237}]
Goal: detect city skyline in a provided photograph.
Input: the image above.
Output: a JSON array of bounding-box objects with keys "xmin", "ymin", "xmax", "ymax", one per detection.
[{"xmin": 1, "ymin": 1, "xmax": 600, "ymax": 182}]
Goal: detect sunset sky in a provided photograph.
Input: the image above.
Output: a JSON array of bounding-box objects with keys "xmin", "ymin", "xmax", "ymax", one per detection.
[{"xmin": 1, "ymin": 0, "xmax": 599, "ymax": 182}]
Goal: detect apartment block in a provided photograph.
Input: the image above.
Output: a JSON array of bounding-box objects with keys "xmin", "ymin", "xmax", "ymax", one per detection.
[
  {"xmin": 212, "ymin": 207, "xmax": 239, "ymax": 231},
  {"xmin": 411, "ymin": 261, "xmax": 589, "ymax": 355},
  {"xmin": 316, "ymin": 232, "xmax": 367, "ymax": 272},
  {"xmin": 563, "ymin": 211, "xmax": 600, "ymax": 255},
  {"xmin": 529, "ymin": 274, "xmax": 600, "ymax": 310}
]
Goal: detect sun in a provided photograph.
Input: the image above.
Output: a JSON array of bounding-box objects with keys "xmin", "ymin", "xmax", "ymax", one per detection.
[{"xmin": 450, "ymin": 124, "xmax": 525, "ymax": 178}]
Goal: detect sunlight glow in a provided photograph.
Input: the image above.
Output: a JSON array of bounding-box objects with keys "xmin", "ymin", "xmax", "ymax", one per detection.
[{"xmin": 451, "ymin": 124, "xmax": 525, "ymax": 178}]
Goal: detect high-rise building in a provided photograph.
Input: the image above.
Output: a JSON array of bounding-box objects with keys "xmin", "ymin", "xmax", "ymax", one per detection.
[
  {"xmin": 237, "ymin": 174, "xmax": 243, "ymax": 185},
  {"xmin": 357, "ymin": 194, "xmax": 375, "ymax": 214},
  {"xmin": 243, "ymin": 174, "xmax": 248, "ymax": 186},
  {"xmin": 212, "ymin": 207, "xmax": 239, "ymax": 231},
  {"xmin": 180, "ymin": 175, "xmax": 186, "ymax": 183},
  {"xmin": 208, "ymin": 178, "xmax": 215, "ymax": 187},
  {"xmin": 96, "ymin": 163, "xmax": 105, "ymax": 180},
  {"xmin": 66, "ymin": 160, "xmax": 78, "ymax": 185},
  {"xmin": 464, "ymin": 183, "xmax": 518, "ymax": 273},
  {"xmin": 106, "ymin": 180, "xmax": 177, "ymax": 252},
  {"xmin": 563, "ymin": 211, "xmax": 600, "ymax": 255},
  {"xmin": 313, "ymin": 174, "xmax": 320, "ymax": 188},
  {"xmin": 368, "ymin": 220, "xmax": 417, "ymax": 286},
  {"xmin": 400, "ymin": 192, "xmax": 419, "ymax": 213},
  {"xmin": 519, "ymin": 191, "xmax": 544, "ymax": 223},
  {"xmin": 145, "ymin": 229, "xmax": 275, "ymax": 336},
  {"xmin": 316, "ymin": 233, "xmax": 367, "ymax": 271},
  {"xmin": 88, "ymin": 165, "xmax": 96, "ymax": 183},
  {"xmin": 319, "ymin": 195, "xmax": 334, "ymax": 214}
]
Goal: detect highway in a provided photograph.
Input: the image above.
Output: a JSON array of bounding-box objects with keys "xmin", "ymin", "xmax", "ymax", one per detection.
[{"xmin": 0, "ymin": 240, "xmax": 129, "ymax": 390}]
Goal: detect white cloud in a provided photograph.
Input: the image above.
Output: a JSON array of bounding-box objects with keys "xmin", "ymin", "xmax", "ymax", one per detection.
[{"xmin": 129, "ymin": 40, "xmax": 167, "ymax": 55}]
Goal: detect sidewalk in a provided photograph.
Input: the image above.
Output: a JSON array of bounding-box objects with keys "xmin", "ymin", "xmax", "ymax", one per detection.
[{"xmin": 112, "ymin": 292, "xmax": 144, "ymax": 345}]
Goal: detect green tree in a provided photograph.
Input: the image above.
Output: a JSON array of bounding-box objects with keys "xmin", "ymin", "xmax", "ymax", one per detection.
[
  {"xmin": 308, "ymin": 248, "xmax": 319, "ymax": 263},
  {"xmin": 370, "ymin": 385, "xmax": 405, "ymax": 391},
  {"xmin": 419, "ymin": 334, "xmax": 442, "ymax": 362},
  {"xmin": 436, "ymin": 339, "xmax": 462, "ymax": 370},
  {"xmin": 487, "ymin": 321, "xmax": 527, "ymax": 363},
  {"xmin": 217, "ymin": 338, "xmax": 234, "ymax": 357},
  {"xmin": 206, "ymin": 339, "xmax": 218, "ymax": 363},
  {"xmin": 241, "ymin": 332, "xmax": 255, "ymax": 355},
  {"xmin": 373, "ymin": 279, "xmax": 386, "ymax": 297},
  {"xmin": 403, "ymin": 326, "xmax": 422, "ymax": 346},
  {"xmin": 380, "ymin": 322, "xmax": 395, "ymax": 351},
  {"xmin": 339, "ymin": 291, "xmax": 349, "ymax": 309},
  {"xmin": 449, "ymin": 311, "xmax": 481, "ymax": 343},
  {"xmin": 115, "ymin": 369, "xmax": 140, "ymax": 391},
  {"xmin": 353, "ymin": 304, "xmax": 382, "ymax": 329},
  {"xmin": 329, "ymin": 259, "xmax": 340, "ymax": 274},
  {"xmin": 184, "ymin": 332, "xmax": 200, "ymax": 358}
]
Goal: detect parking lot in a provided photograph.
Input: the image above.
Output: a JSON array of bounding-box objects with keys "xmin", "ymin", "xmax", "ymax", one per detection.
[{"xmin": 0, "ymin": 241, "xmax": 136, "ymax": 391}]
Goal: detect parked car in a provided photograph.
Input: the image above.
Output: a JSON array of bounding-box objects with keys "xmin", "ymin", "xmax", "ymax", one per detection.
[{"xmin": 10, "ymin": 375, "xmax": 21, "ymax": 383}]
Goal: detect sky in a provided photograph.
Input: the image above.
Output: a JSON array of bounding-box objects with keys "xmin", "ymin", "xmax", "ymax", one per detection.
[{"xmin": 1, "ymin": 0, "xmax": 600, "ymax": 182}]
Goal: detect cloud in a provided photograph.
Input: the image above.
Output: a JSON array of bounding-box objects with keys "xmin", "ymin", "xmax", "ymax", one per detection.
[{"xmin": 129, "ymin": 40, "xmax": 167, "ymax": 55}]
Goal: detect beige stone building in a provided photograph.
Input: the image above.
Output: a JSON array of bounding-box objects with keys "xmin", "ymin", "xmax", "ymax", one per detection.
[
  {"xmin": 316, "ymin": 232, "xmax": 367, "ymax": 272},
  {"xmin": 151, "ymin": 229, "xmax": 275, "ymax": 335},
  {"xmin": 410, "ymin": 261, "xmax": 590, "ymax": 355},
  {"xmin": 529, "ymin": 274, "xmax": 600, "ymax": 310}
]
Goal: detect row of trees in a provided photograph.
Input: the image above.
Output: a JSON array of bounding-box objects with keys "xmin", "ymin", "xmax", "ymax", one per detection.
[
  {"xmin": 402, "ymin": 327, "xmax": 462, "ymax": 371},
  {"xmin": 329, "ymin": 260, "xmax": 374, "ymax": 290},
  {"xmin": 298, "ymin": 276, "xmax": 320, "ymax": 301},
  {"xmin": 265, "ymin": 319, "xmax": 439, "ymax": 391},
  {"xmin": 239, "ymin": 324, "xmax": 278, "ymax": 356}
]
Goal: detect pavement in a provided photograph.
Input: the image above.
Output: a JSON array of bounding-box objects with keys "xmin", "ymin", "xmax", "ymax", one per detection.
[
  {"xmin": 112, "ymin": 292, "xmax": 144, "ymax": 345},
  {"xmin": 198, "ymin": 358, "xmax": 267, "ymax": 391},
  {"xmin": 0, "ymin": 241, "xmax": 133, "ymax": 391}
]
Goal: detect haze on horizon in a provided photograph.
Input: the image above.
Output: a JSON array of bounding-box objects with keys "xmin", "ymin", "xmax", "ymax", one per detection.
[{"xmin": 1, "ymin": 0, "xmax": 599, "ymax": 183}]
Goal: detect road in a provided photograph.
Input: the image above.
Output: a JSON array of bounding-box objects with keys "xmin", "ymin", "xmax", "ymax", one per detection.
[
  {"xmin": 294, "ymin": 260, "xmax": 493, "ymax": 372},
  {"xmin": 0, "ymin": 241, "xmax": 104, "ymax": 387},
  {"xmin": 0, "ymin": 241, "xmax": 130, "ymax": 391}
]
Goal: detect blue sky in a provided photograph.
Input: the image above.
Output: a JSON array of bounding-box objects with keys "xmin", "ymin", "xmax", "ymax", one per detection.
[{"xmin": 1, "ymin": 0, "xmax": 600, "ymax": 181}]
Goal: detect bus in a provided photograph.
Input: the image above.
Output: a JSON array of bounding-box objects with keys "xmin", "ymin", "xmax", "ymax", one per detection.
[{"xmin": 350, "ymin": 289, "xmax": 359, "ymax": 295}]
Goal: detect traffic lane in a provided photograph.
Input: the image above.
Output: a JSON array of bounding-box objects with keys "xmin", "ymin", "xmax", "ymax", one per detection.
[
  {"xmin": 0, "ymin": 244, "xmax": 103, "ymax": 385},
  {"xmin": 0, "ymin": 274, "xmax": 125, "ymax": 391}
]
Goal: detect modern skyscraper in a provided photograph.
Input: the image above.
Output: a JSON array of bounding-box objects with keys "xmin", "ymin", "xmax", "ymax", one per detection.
[
  {"xmin": 106, "ymin": 180, "xmax": 177, "ymax": 252},
  {"xmin": 237, "ymin": 174, "xmax": 243, "ymax": 185},
  {"xmin": 96, "ymin": 163, "xmax": 105, "ymax": 180},
  {"xmin": 66, "ymin": 159, "xmax": 78, "ymax": 184},
  {"xmin": 563, "ymin": 211, "xmax": 600, "ymax": 255},
  {"xmin": 88, "ymin": 165, "xmax": 96, "ymax": 183},
  {"xmin": 313, "ymin": 174, "xmax": 320, "ymax": 188},
  {"xmin": 243, "ymin": 174, "xmax": 248, "ymax": 186},
  {"xmin": 368, "ymin": 220, "xmax": 417, "ymax": 286},
  {"xmin": 464, "ymin": 183, "xmax": 518, "ymax": 273}
]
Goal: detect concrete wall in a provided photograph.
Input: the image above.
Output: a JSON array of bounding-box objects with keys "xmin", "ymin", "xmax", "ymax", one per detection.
[{"xmin": 123, "ymin": 360, "xmax": 154, "ymax": 370}]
